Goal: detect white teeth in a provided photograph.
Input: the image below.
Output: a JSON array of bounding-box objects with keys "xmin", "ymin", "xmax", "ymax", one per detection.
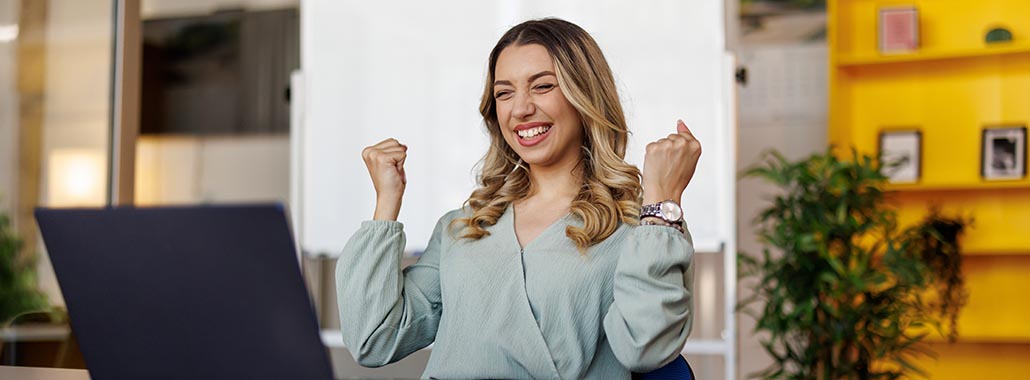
[{"xmin": 517, "ymin": 125, "xmax": 551, "ymax": 139}]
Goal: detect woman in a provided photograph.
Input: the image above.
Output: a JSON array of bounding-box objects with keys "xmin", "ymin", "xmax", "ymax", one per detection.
[{"xmin": 337, "ymin": 18, "xmax": 701, "ymax": 379}]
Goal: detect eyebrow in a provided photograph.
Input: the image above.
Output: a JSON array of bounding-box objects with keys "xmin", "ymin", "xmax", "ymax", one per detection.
[{"xmin": 493, "ymin": 71, "xmax": 556, "ymax": 87}]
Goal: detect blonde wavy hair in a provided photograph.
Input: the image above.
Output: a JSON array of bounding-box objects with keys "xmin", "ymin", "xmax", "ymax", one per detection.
[{"xmin": 451, "ymin": 18, "xmax": 643, "ymax": 252}]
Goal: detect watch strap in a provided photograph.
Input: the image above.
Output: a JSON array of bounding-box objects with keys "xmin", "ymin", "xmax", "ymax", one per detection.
[{"xmin": 640, "ymin": 200, "xmax": 684, "ymax": 225}]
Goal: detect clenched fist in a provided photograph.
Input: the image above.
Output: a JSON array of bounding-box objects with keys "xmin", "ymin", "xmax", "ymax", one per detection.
[
  {"xmin": 361, "ymin": 138, "xmax": 407, "ymax": 220},
  {"xmin": 641, "ymin": 120, "xmax": 702, "ymax": 205}
]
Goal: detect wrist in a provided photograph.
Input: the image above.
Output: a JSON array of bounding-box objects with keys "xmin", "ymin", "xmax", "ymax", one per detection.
[
  {"xmin": 638, "ymin": 195, "xmax": 679, "ymax": 206},
  {"xmin": 373, "ymin": 197, "xmax": 402, "ymax": 221},
  {"xmin": 641, "ymin": 194, "xmax": 682, "ymax": 207}
]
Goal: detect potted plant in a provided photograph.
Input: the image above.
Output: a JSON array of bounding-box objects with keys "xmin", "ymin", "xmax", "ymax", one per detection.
[
  {"xmin": 904, "ymin": 207, "xmax": 970, "ymax": 343},
  {"xmin": 0, "ymin": 205, "xmax": 49, "ymax": 326},
  {"xmin": 738, "ymin": 148, "xmax": 968, "ymax": 380}
]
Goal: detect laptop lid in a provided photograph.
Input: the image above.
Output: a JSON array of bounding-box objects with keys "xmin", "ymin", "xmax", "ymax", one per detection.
[{"xmin": 35, "ymin": 204, "xmax": 333, "ymax": 380}]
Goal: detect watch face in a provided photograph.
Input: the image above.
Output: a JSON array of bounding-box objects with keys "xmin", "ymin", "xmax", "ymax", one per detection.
[{"xmin": 660, "ymin": 200, "xmax": 683, "ymax": 221}]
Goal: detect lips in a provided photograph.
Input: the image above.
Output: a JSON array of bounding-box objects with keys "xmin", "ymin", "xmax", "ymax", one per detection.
[{"xmin": 514, "ymin": 122, "xmax": 553, "ymax": 147}]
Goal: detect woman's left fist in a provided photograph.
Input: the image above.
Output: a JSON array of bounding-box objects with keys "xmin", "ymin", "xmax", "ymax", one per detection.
[{"xmin": 641, "ymin": 120, "xmax": 702, "ymax": 204}]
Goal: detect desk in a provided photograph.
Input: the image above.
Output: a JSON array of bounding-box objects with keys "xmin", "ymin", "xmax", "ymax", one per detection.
[
  {"xmin": 0, "ymin": 324, "xmax": 78, "ymax": 367},
  {"xmin": 0, "ymin": 325, "xmax": 70, "ymax": 342},
  {"xmin": 0, "ymin": 366, "xmax": 89, "ymax": 380}
]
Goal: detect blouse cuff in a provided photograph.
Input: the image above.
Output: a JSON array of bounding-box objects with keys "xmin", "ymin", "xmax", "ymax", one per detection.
[
  {"xmin": 359, "ymin": 220, "xmax": 405, "ymax": 232},
  {"xmin": 635, "ymin": 223, "xmax": 693, "ymax": 242}
]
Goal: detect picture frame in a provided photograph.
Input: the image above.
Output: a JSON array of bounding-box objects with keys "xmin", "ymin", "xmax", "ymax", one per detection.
[
  {"xmin": 981, "ymin": 125, "xmax": 1027, "ymax": 180},
  {"xmin": 878, "ymin": 129, "xmax": 922, "ymax": 184},
  {"xmin": 879, "ymin": 6, "xmax": 919, "ymax": 54}
]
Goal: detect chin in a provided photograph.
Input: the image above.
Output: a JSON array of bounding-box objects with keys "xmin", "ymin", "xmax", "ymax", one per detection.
[{"xmin": 520, "ymin": 152, "xmax": 567, "ymax": 169}]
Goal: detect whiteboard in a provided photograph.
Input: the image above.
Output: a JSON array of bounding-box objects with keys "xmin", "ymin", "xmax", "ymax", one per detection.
[{"xmin": 297, "ymin": 0, "xmax": 730, "ymax": 256}]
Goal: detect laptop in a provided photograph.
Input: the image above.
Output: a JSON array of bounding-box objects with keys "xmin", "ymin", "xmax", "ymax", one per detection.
[{"xmin": 35, "ymin": 204, "xmax": 334, "ymax": 380}]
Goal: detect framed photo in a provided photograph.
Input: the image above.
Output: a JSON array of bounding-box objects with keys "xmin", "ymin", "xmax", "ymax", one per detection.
[
  {"xmin": 879, "ymin": 6, "xmax": 919, "ymax": 53},
  {"xmin": 981, "ymin": 126, "xmax": 1027, "ymax": 180},
  {"xmin": 879, "ymin": 130, "xmax": 922, "ymax": 184}
]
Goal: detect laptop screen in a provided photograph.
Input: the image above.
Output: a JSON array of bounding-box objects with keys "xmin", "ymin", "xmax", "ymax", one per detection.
[{"xmin": 36, "ymin": 204, "xmax": 333, "ymax": 380}]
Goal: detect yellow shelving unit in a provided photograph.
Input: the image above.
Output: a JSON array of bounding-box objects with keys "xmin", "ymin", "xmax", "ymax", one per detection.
[
  {"xmin": 837, "ymin": 43, "xmax": 1030, "ymax": 67},
  {"xmin": 829, "ymin": 1, "xmax": 1030, "ymax": 378}
]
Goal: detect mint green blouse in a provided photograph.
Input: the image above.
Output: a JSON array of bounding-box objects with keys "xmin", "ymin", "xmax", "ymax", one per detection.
[{"xmin": 336, "ymin": 206, "xmax": 695, "ymax": 379}]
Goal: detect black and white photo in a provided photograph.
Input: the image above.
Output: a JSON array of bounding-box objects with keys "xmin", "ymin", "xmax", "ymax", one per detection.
[
  {"xmin": 982, "ymin": 126, "xmax": 1027, "ymax": 180},
  {"xmin": 879, "ymin": 130, "xmax": 922, "ymax": 183}
]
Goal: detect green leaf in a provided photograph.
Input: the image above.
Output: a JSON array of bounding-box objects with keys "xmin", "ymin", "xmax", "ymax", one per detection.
[{"xmin": 735, "ymin": 148, "xmax": 967, "ymax": 379}]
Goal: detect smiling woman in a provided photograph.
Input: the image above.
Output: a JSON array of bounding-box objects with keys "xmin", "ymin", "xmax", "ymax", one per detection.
[
  {"xmin": 337, "ymin": 18, "xmax": 701, "ymax": 379},
  {"xmin": 463, "ymin": 20, "xmax": 646, "ymax": 252}
]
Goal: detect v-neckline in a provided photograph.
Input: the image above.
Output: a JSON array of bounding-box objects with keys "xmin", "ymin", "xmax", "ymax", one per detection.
[{"xmin": 508, "ymin": 203, "xmax": 571, "ymax": 252}]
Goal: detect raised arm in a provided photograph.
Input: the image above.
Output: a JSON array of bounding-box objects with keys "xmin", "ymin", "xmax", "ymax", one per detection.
[
  {"xmin": 335, "ymin": 138, "xmax": 444, "ymax": 366},
  {"xmin": 335, "ymin": 213, "xmax": 450, "ymax": 367},
  {"xmin": 604, "ymin": 119, "xmax": 701, "ymax": 371}
]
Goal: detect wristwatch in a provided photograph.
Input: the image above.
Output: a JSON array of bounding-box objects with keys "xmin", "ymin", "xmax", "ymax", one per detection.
[{"xmin": 640, "ymin": 199, "xmax": 684, "ymax": 226}]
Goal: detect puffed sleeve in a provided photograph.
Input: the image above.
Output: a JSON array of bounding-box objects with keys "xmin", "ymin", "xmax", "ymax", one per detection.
[
  {"xmin": 335, "ymin": 212, "xmax": 454, "ymax": 367},
  {"xmin": 602, "ymin": 224, "xmax": 695, "ymax": 372}
]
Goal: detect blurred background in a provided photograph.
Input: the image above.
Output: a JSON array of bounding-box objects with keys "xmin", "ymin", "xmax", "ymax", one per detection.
[{"xmin": 1, "ymin": 0, "xmax": 1028, "ymax": 379}]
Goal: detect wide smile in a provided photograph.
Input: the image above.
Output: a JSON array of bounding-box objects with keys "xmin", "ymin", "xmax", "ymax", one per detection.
[{"xmin": 514, "ymin": 123, "xmax": 553, "ymax": 147}]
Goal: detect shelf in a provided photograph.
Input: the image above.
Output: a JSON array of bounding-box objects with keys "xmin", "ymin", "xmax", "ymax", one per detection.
[
  {"xmin": 884, "ymin": 180, "xmax": 1030, "ymax": 192},
  {"xmin": 0, "ymin": 324, "xmax": 71, "ymax": 342},
  {"xmin": 829, "ymin": 1, "xmax": 1030, "ymax": 377},
  {"xmin": 922, "ymin": 334, "xmax": 1030, "ymax": 345},
  {"xmin": 960, "ymin": 247, "xmax": 1030, "ymax": 256},
  {"xmin": 836, "ymin": 43, "xmax": 1030, "ymax": 67}
]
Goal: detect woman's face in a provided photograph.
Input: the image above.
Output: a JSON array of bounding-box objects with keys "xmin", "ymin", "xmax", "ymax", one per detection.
[{"xmin": 493, "ymin": 43, "xmax": 584, "ymax": 171}]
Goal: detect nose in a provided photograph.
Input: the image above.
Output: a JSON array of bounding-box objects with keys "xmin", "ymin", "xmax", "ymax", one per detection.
[{"xmin": 511, "ymin": 92, "xmax": 536, "ymax": 120}]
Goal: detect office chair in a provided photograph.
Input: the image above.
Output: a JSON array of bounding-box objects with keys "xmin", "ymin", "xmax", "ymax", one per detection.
[{"xmin": 634, "ymin": 355, "xmax": 695, "ymax": 380}]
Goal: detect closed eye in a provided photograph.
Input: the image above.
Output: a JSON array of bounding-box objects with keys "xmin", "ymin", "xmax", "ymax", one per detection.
[
  {"xmin": 533, "ymin": 84, "xmax": 556, "ymax": 93},
  {"xmin": 494, "ymin": 90, "xmax": 513, "ymax": 100}
]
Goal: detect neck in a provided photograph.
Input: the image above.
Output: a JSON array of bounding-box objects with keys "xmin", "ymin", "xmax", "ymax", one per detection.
[{"xmin": 524, "ymin": 158, "xmax": 582, "ymax": 204}]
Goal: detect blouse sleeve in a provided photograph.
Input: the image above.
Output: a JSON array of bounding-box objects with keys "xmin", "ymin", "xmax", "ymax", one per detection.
[
  {"xmin": 602, "ymin": 224, "xmax": 696, "ymax": 372},
  {"xmin": 335, "ymin": 212, "xmax": 453, "ymax": 367}
]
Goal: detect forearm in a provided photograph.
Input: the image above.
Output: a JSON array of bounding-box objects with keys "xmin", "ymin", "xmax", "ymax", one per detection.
[
  {"xmin": 603, "ymin": 225, "xmax": 695, "ymax": 371},
  {"xmin": 373, "ymin": 194, "xmax": 402, "ymax": 221},
  {"xmin": 641, "ymin": 190, "xmax": 682, "ymax": 206}
]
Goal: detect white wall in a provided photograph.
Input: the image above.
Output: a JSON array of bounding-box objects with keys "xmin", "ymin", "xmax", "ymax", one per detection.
[
  {"xmin": 735, "ymin": 43, "xmax": 828, "ymax": 380},
  {"xmin": 299, "ymin": 0, "xmax": 732, "ymax": 256},
  {"xmin": 300, "ymin": 0, "xmax": 502, "ymax": 256}
]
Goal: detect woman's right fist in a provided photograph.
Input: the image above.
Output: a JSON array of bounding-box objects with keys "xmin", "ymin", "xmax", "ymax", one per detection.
[{"xmin": 362, "ymin": 138, "xmax": 408, "ymax": 206}]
